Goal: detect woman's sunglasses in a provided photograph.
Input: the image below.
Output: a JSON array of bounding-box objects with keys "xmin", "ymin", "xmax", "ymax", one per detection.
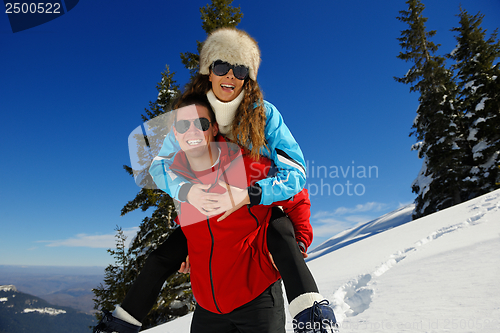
[
  {"xmin": 175, "ymin": 117, "xmax": 212, "ymax": 134},
  {"xmin": 211, "ymin": 60, "xmax": 249, "ymax": 80}
]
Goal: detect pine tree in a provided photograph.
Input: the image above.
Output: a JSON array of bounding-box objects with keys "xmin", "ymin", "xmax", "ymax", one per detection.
[
  {"xmin": 92, "ymin": 226, "xmax": 130, "ymax": 322},
  {"xmin": 449, "ymin": 8, "xmax": 500, "ymax": 198},
  {"xmin": 93, "ymin": 0, "xmax": 244, "ymax": 328},
  {"xmin": 396, "ymin": 0, "xmax": 466, "ymax": 218},
  {"xmin": 119, "ymin": 66, "xmax": 193, "ymax": 329},
  {"xmin": 180, "ymin": 0, "xmax": 242, "ymax": 79}
]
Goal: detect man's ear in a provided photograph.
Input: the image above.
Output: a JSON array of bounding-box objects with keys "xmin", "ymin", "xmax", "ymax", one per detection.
[
  {"xmin": 212, "ymin": 122, "xmax": 219, "ymax": 137},
  {"xmin": 173, "ymin": 126, "xmax": 179, "ymax": 140}
]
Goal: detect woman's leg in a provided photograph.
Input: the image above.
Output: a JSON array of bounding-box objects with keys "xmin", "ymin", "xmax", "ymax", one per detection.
[
  {"xmin": 120, "ymin": 227, "xmax": 188, "ymax": 322},
  {"xmin": 266, "ymin": 208, "xmax": 338, "ymax": 332},
  {"xmin": 266, "ymin": 207, "xmax": 319, "ymax": 302}
]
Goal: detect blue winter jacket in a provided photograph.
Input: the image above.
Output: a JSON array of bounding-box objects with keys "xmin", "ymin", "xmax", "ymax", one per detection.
[{"xmin": 149, "ymin": 100, "xmax": 306, "ymax": 205}]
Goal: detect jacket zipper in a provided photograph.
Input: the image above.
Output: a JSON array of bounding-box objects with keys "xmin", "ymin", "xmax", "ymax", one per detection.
[
  {"xmin": 206, "ymin": 217, "xmax": 222, "ymax": 314},
  {"xmin": 247, "ymin": 206, "xmax": 259, "ymax": 227}
]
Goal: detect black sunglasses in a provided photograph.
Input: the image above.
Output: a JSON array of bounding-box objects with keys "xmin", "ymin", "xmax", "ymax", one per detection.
[
  {"xmin": 175, "ymin": 117, "xmax": 212, "ymax": 134},
  {"xmin": 211, "ymin": 60, "xmax": 249, "ymax": 80}
]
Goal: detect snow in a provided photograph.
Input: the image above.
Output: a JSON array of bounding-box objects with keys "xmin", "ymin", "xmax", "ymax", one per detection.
[
  {"xmin": 410, "ymin": 141, "xmax": 423, "ymax": 153},
  {"xmin": 1, "ymin": 284, "xmax": 68, "ymax": 316},
  {"xmin": 468, "ymin": 127, "xmax": 479, "ymax": 141},
  {"xmin": 473, "ymin": 117, "xmax": 486, "ymax": 126},
  {"xmin": 144, "ymin": 189, "xmax": 500, "ymax": 332},
  {"xmin": 0, "ymin": 285, "xmax": 17, "ymax": 292},
  {"xmin": 480, "ymin": 150, "xmax": 499, "ymax": 171},
  {"xmin": 22, "ymin": 307, "xmax": 67, "ymax": 315},
  {"xmin": 476, "ymin": 97, "xmax": 489, "ymax": 111},
  {"xmin": 472, "ymin": 140, "xmax": 489, "ymax": 158},
  {"xmin": 412, "ymin": 157, "xmax": 433, "ymax": 201},
  {"xmin": 450, "ymin": 43, "xmax": 460, "ymax": 57},
  {"xmin": 307, "ymin": 205, "xmax": 414, "ymax": 260},
  {"xmin": 464, "ymin": 80, "xmax": 476, "ymax": 90}
]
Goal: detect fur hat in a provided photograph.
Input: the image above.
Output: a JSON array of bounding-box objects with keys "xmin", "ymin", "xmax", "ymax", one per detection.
[{"xmin": 199, "ymin": 28, "xmax": 261, "ymax": 81}]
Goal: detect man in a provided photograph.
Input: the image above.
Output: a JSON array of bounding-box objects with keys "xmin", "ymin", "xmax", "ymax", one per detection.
[
  {"xmin": 168, "ymin": 94, "xmax": 290, "ymax": 332},
  {"xmin": 94, "ymin": 93, "xmax": 320, "ymax": 333}
]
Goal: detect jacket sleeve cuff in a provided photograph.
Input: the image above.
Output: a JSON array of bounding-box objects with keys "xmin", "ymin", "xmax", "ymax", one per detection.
[
  {"xmin": 178, "ymin": 183, "xmax": 194, "ymax": 202},
  {"xmin": 297, "ymin": 241, "xmax": 307, "ymax": 253},
  {"xmin": 248, "ymin": 184, "xmax": 262, "ymax": 207}
]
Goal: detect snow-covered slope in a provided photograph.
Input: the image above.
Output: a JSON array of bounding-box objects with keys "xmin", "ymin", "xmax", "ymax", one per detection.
[
  {"xmin": 306, "ymin": 204, "xmax": 415, "ymax": 261},
  {"xmin": 146, "ymin": 189, "xmax": 500, "ymax": 332}
]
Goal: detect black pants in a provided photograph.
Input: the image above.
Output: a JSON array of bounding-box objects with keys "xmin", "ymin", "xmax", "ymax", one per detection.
[
  {"xmin": 121, "ymin": 227, "xmax": 188, "ymax": 321},
  {"xmin": 266, "ymin": 207, "xmax": 319, "ymax": 302},
  {"xmin": 121, "ymin": 207, "xmax": 318, "ymax": 323},
  {"xmin": 190, "ymin": 280, "xmax": 285, "ymax": 333}
]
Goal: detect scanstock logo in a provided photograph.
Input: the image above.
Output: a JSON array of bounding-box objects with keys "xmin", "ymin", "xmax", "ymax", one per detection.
[{"xmin": 4, "ymin": 0, "xmax": 79, "ymax": 33}]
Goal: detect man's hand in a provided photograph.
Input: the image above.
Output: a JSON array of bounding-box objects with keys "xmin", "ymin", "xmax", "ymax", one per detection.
[
  {"xmin": 178, "ymin": 255, "xmax": 190, "ymax": 274},
  {"xmin": 268, "ymin": 248, "xmax": 308, "ymax": 272},
  {"xmin": 268, "ymin": 253, "xmax": 278, "ymax": 271}
]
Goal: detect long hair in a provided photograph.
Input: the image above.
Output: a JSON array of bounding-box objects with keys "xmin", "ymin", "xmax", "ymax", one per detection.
[{"xmin": 181, "ymin": 74, "xmax": 268, "ymax": 159}]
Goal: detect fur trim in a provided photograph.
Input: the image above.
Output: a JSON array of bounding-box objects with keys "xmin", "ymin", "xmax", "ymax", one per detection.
[
  {"xmin": 112, "ymin": 305, "xmax": 142, "ymax": 327},
  {"xmin": 200, "ymin": 28, "xmax": 261, "ymax": 80},
  {"xmin": 288, "ymin": 292, "xmax": 324, "ymax": 318}
]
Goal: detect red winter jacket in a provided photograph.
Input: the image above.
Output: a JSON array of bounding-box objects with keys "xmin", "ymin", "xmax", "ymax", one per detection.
[{"xmin": 170, "ymin": 135, "xmax": 312, "ymax": 314}]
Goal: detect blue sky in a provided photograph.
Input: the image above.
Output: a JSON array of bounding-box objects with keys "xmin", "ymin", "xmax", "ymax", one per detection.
[{"xmin": 1, "ymin": 0, "xmax": 499, "ymax": 267}]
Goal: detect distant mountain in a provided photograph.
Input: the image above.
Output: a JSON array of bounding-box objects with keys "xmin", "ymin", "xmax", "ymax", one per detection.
[
  {"xmin": 0, "ymin": 265, "xmax": 104, "ymax": 314},
  {"xmin": 39, "ymin": 280, "xmax": 101, "ymax": 315},
  {"xmin": 0, "ymin": 285, "xmax": 96, "ymax": 333}
]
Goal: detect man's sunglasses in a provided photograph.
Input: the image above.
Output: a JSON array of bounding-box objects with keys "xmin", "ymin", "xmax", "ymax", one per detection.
[
  {"xmin": 211, "ymin": 60, "xmax": 249, "ymax": 80},
  {"xmin": 175, "ymin": 117, "xmax": 212, "ymax": 134}
]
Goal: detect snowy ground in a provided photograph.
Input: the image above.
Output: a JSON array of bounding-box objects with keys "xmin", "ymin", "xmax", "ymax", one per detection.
[{"xmin": 146, "ymin": 189, "xmax": 500, "ymax": 332}]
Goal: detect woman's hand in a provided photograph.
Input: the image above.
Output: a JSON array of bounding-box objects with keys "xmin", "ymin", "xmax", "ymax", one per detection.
[
  {"xmin": 178, "ymin": 255, "xmax": 190, "ymax": 274},
  {"xmin": 215, "ymin": 181, "xmax": 250, "ymax": 221},
  {"xmin": 186, "ymin": 183, "xmax": 220, "ymax": 215},
  {"xmin": 187, "ymin": 182, "xmax": 250, "ymax": 220}
]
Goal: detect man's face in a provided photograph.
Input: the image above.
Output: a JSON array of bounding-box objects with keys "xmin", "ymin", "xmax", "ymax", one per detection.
[{"xmin": 173, "ymin": 105, "xmax": 218, "ymax": 158}]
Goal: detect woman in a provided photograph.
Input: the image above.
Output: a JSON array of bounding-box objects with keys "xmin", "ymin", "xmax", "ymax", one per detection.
[
  {"xmin": 154, "ymin": 27, "xmax": 337, "ymax": 331},
  {"xmin": 94, "ymin": 28, "xmax": 337, "ymax": 333}
]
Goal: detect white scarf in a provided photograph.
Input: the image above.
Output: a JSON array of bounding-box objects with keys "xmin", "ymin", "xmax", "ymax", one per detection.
[{"xmin": 206, "ymin": 89, "xmax": 244, "ymax": 137}]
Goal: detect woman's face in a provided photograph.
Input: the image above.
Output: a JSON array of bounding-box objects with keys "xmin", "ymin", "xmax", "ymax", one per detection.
[{"xmin": 209, "ymin": 69, "xmax": 245, "ymax": 102}]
